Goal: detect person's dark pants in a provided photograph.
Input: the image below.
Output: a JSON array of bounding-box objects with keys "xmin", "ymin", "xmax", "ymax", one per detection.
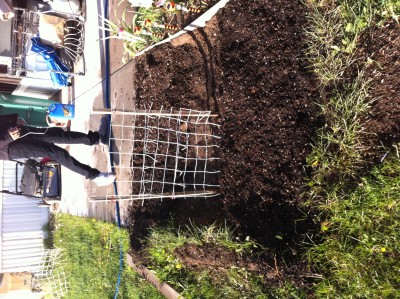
[{"xmin": 8, "ymin": 127, "xmax": 100, "ymax": 179}]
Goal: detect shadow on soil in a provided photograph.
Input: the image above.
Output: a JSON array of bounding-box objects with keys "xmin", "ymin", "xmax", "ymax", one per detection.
[{"xmin": 127, "ymin": 195, "xmax": 317, "ymax": 259}]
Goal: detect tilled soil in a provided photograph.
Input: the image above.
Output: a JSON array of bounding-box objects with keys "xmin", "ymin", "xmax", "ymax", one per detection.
[
  {"xmin": 129, "ymin": 0, "xmax": 321, "ymax": 283},
  {"xmin": 127, "ymin": 0, "xmax": 399, "ymax": 290}
]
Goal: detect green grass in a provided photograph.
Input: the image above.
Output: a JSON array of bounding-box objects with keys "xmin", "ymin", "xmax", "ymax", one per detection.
[
  {"xmin": 47, "ymin": 215, "xmax": 266, "ymax": 299},
  {"xmin": 304, "ymin": 1, "xmax": 400, "ymax": 298},
  {"xmin": 50, "ymin": 214, "xmax": 161, "ymax": 299},
  {"xmin": 307, "ymin": 154, "xmax": 400, "ymax": 298},
  {"xmin": 269, "ymin": 282, "xmax": 308, "ymax": 299},
  {"xmin": 306, "ymin": 72, "xmax": 372, "ymax": 203},
  {"xmin": 305, "ymin": 0, "xmax": 399, "ymax": 87},
  {"xmin": 305, "ymin": 0, "xmax": 400, "ymax": 202},
  {"xmin": 143, "ymin": 221, "xmax": 267, "ymax": 299}
]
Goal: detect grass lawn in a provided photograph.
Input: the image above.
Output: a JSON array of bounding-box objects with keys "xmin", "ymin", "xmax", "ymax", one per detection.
[{"xmin": 50, "ymin": 214, "xmax": 161, "ymax": 299}]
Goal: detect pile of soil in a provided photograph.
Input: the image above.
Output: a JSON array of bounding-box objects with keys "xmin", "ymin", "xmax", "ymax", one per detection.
[
  {"xmin": 129, "ymin": 0, "xmax": 321, "ymax": 287},
  {"xmin": 127, "ymin": 0, "xmax": 399, "ymax": 291}
]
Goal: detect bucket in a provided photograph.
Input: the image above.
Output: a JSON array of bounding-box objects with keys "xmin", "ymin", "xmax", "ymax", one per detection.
[{"xmin": 47, "ymin": 104, "xmax": 75, "ymax": 120}]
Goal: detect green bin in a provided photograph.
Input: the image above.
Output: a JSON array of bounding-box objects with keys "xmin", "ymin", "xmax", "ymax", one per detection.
[{"xmin": 0, "ymin": 94, "xmax": 57, "ymax": 127}]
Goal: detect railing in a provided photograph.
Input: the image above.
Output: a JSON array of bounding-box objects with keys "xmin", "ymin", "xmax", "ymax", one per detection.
[{"xmin": 10, "ymin": 8, "xmax": 40, "ymax": 75}]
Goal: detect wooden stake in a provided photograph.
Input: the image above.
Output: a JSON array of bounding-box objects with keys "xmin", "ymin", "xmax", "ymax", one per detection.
[
  {"xmin": 92, "ymin": 108, "xmax": 220, "ymax": 118},
  {"xmin": 90, "ymin": 190, "xmax": 218, "ymax": 202},
  {"xmin": 126, "ymin": 254, "xmax": 185, "ymax": 299}
]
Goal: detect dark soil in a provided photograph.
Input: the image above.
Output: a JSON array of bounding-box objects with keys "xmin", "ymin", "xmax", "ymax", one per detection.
[
  {"xmin": 129, "ymin": 113, "xmax": 220, "ymax": 195},
  {"xmin": 129, "ymin": 0, "xmax": 321, "ymax": 289},
  {"xmin": 174, "ymin": 243, "xmax": 259, "ymax": 271},
  {"xmin": 356, "ymin": 21, "xmax": 400, "ymax": 156},
  {"xmin": 127, "ymin": 0, "xmax": 399, "ymax": 292},
  {"xmin": 174, "ymin": 243, "xmax": 312, "ymax": 287}
]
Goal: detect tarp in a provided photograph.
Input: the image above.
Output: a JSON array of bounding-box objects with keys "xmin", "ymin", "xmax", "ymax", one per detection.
[{"xmin": 30, "ymin": 36, "xmax": 70, "ymax": 89}]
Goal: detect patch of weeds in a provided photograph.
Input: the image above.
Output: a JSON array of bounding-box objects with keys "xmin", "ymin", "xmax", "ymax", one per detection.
[
  {"xmin": 375, "ymin": 0, "xmax": 400, "ymax": 22},
  {"xmin": 304, "ymin": 0, "xmax": 399, "ymax": 202},
  {"xmin": 42, "ymin": 213, "xmax": 55, "ymax": 249},
  {"xmin": 307, "ymin": 152, "xmax": 400, "ymax": 298},
  {"xmin": 223, "ymin": 267, "xmax": 267, "ymax": 299},
  {"xmin": 305, "ymin": 0, "xmax": 398, "ymax": 87},
  {"xmin": 305, "ymin": 3, "xmax": 350, "ymax": 85},
  {"xmin": 185, "ymin": 220, "xmax": 259, "ymax": 255},
  {"xmin": 144, "ymin": 221, "xmax": 266, "ymax": 298},
  {"xmin": 304, "ymin": 2, "xmax": 400, "ymax": 298},
  {"xmin": 268, "ymin": 282, "xmax": 307, "ymax": 299},
  {"xmin": 146, "ymin": 226, "xmax": 190, "ymax": 277},
  {"xmin": 306, "ymin": 72, "xmax": 372, "ymax": 203}
]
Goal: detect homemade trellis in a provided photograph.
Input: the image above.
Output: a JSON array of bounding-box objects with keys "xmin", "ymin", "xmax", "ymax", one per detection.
[
  {"xmin": 29, "ymin": 249, "xmax": 68, "ymax": 298},
  {"xmin": 91, "ymin": 107, "xmax": 220, "ymax": 202}
]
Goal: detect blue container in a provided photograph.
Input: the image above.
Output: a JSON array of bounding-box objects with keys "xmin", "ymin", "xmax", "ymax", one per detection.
[{"xmin": 47, "ymin": 104, "xmax": 75, "ymax": 120}]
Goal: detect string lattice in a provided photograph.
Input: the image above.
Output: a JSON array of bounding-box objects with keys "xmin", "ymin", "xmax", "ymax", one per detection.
[
  {"xmin": 31, "ymin": 249, "xmax": 68, "ymax": 298},
  {"xmin": 93, "ymin": 107, "xmax": 220, "ymax": 202}
]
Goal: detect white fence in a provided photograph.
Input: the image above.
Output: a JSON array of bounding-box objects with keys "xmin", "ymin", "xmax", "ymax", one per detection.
[{"xmin": 0, "ymin": 161, "xmax": 49, "ymax": 273}]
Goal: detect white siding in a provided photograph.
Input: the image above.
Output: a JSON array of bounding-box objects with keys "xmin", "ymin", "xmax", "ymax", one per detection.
[
  {"xmin": 0, "ymin": 290, "xmax": 43, "ymax": 299},
  {"xmin": 0, "ymin": 161, "xmax": 49, "ymax": 273}
]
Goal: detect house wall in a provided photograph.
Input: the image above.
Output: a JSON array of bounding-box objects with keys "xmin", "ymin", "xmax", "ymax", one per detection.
[
  {"xmin": 0, "ymin": 160, "xmax": 49, "ymax": 273},
  {"xmin": 0, "ymin": 289, "xmax": 42, "ymax": 299},
  {"xmin": 0, "ymin": 19, "xmax": 12, "ymax": 57}
]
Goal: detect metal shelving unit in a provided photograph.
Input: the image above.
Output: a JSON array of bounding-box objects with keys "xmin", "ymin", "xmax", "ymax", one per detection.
[
  {"xmin": 9, "ymin": 5, "xmax": 85, "ymax": 77},
  {"xmin": 10, "ymin": 8, "xmax": 40, "ymax": 75}
]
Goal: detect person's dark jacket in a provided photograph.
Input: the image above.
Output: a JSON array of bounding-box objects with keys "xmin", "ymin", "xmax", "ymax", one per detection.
[{"xmin": 0, "ymin": 114, "xmax": 18, "ymax": 160}]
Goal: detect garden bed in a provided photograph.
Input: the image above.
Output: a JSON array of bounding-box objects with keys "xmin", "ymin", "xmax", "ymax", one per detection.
[
  {"xmin": 126, "ymin": 0, "xmax": 400, "ymax": 294},
  {"xmin": 129, "ymin": 0, "xmax": 321, "ymax": 289}
]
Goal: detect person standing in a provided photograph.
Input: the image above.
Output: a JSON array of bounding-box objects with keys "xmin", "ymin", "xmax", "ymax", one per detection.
[{"xmin": 0, "ymin": 114, "xmax": 115, "ymax": 186}]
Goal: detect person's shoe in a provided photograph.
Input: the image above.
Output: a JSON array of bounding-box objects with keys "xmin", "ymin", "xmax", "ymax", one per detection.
[
  {"xmin": 98, "ymin": 116, "xmax": 110, "ymax": 145},
  {"xmin": 89, "ymin": 131, "xmax": 101, "ymax": 145},
  {"xmin": 93, "ymin": 172, "xmax": 115, "ymax": 186}
]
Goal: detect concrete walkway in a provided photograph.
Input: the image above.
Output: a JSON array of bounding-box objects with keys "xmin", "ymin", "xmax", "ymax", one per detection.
[
  {"xmin": 58, "ymin": 0, "xmax": 135, "ymax": 225},
  {"xmin": 58, "ymin": 0, "xmax": 228, "ymax": 224}
]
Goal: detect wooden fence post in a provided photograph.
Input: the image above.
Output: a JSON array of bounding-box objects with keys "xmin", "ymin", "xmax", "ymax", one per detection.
[{"xmin": 125, "ymin": 254, "xmax": 185, "ymax": 299}]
